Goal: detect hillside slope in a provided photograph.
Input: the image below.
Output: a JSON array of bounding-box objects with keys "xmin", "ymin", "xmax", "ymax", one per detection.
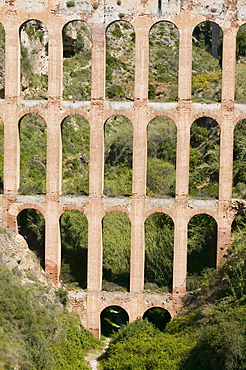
[{"xmin": 0, "ymin": 229, "xmax": 99, "ymax": 370}]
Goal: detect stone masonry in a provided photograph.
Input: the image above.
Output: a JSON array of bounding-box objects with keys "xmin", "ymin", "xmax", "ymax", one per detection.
[{"xmin": 0, "ymin": 0, "xmax": 245, "ymax": 336}]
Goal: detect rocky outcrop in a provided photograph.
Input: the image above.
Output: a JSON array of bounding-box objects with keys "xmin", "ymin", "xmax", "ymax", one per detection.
[{"xmin": 0, "ymin": 230, "xmax": 48, "ymax": 285}]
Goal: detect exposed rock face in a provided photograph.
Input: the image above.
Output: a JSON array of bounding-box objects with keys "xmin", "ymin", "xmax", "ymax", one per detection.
[
  {"xmin": 0, "ymin": 231, "xmax": 48, "ymax": 284},
  {"xmin": 20, "ymin": 20, "xmax": 48, "ymax": 76}
]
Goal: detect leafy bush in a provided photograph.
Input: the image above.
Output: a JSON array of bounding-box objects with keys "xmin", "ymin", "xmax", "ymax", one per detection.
[{"xmin": 66, "ymin": 0, "xmax": 75, "ymax": 7}]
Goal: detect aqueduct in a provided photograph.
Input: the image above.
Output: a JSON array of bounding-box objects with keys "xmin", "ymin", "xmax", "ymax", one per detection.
[{"xmin": 0, "ymin": 0, "xmax": 245, "ymax": 336}]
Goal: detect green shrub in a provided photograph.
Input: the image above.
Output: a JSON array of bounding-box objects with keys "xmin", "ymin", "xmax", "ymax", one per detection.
[
  {"xmin": 92, "ymin": 2, "xmax": 98, "ymax": 9},
  {"xmin": 66, "ymin": 0, "xmax": 75, "ymax": 7}
]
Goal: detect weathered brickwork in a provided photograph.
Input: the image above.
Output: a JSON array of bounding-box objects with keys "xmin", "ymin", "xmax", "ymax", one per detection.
[{"xmin": 0, "ymin": 0, "xmax": 245, "ymax": 336}]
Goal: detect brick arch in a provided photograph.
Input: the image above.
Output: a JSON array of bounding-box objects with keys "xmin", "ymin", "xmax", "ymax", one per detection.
[
  {"xmin": 147, "ymin": 113, "xmax": 178, "ymax": 128},
  {"xmin": 102, "ymin": 207, "xmax": 131, "ymax": 221},
  {"xmin": 106, "ymin": 19, "xmax": 136, "ymax": 34},
  {"xmin": 143, "ymin": 305, "xmax": 173, "ymax": 318},
  {"xmin": 100, "ymin": 303, "xmax": 130, "ymax": 317},
  {"xmin": 188, "ymin": 210, "xmax": 218, "ymax": 224},
  {"xmin": 192, "ymin": 19, "xmax": 222, "ymax": 34},
  {"xmin": 18, "ymin": 111, "xmax": 47, "ymax": 124},
  {"xmin": 19, "ymin": 18, "xmax": 49, "ymax": 31},
  {"xmin": 104, "ymin": 111, "xmax": 134, "ymax": 124},
  {"xmin": 60, "ymin": 206, "xmax": 89, "ymax": 219},
  {"xmin": 191, "ymin": 113, "xmax": 221, "ymax": 127},
  {"xmin": 149, "ymin": 19, "xmax": 179, "ymax": 36},
  {"xmin": 16, "ymin": 204, "xmax": 46, "ymax": 220},
  {"xmin": 104, "ymin": 114, "xmax": 134, "ymax": 126},
  {"xmin": 60, "ymin": 111, "xmax": 90, "ymax": 124},
  {"xmin": 62, "ymin": 18, "xmax": 92, "ymax": 34},
  {"xmin": 144, "ymin": 209, "xmax": 174, "ymax": 224}
]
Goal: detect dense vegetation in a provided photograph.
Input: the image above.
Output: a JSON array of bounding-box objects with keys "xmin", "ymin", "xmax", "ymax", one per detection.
[
  {"xmin": 0, "ymin": 250, "xmax": 99, "ymax": 369},
  {"xmin": 100, "ymin": 231, "xmax": 246, "ymax": 369}
]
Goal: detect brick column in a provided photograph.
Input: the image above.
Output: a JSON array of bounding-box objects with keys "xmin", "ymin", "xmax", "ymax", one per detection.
[
  {"xmin": 90, "ymin": 23, "xmax": 106, "ymax": 100},
  {"xmin": 89, "ymin": 103, "xmax": 104, "ymax": 196},
  {"xmin": 132, "ymin": 103, "xmax": 147, "ymax": 196},
  {"xmin": 217, "ymin": 202, "xmax": 232, "ymax": 265},
  {"xmin": 221, "ymin": 28, "xmax": 237, "ymax": 103},
  {"xmin": 175, "ymin": 105, "xmax": 190, "ymax": 198},
  {"xmin": 130, "ymin": 18, "xmax": 150, "ymax": 292},
  {"xmin": 4, "ymin": 23, "xmax": 20, "ymax": 194},
  {"xmin": 3, "ymin": 103, "xmax": 19, "ymax": 194},
  {"xmin": 87, "ymin": 198, "xmax": 102, "ymax": 291},
  {"xmin": 178, "ymin": 26, "xmax": 192, "ymax": 101},
  {"xmin": 133, "ymin": 17, "xmax": 151, "ymax": 100},
  {"xmin": 172, "ymin": 201, "xmax": 187, "ymax": 294},
  {"xmin": 86, "ymin": 293, "xmax": 101, "ymax": 338},
  {"xmin": 130, "ymin": 199, "xmax": 145, "ymax": 292},
  {"xmin": 45, "ymin": 199, "xmax": 61, "ymax": 285},
  {"xmin": 48, "ymin": 25, "xmax": 63, "ymax": 99},
  {"xmin": 4, "ymin": 22, "xmax": 20, "ymax": 99}
]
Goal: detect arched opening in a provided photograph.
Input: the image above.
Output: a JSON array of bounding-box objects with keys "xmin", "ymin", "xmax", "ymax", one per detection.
[
  {"xmin": 0, "ymin": 118, "xmax": 3, "ymax": 193},
  {"xmin": 61, "ymin": 115, "xmax": 90, "ymax": 195},
  {"xmin": 101, "ymin": 306, "xmax": 129, "ymax": 337},
  {"xmin": 147, "ymin": 116, "xmax": 176, "ymax": 197},
  {"xmin": 143, "ymin": 307, "xmax": 171, "ymax": 331},
  {"xmin": 17, "ymin": 208, "xmax": 45, "ymax": 269},
  {"xmin": 149, "ymin": 21, "xmax": 179, "ymax": 101},
  {"xmin": 63, "ymin": 20, "xmax": 91, "ymax": 101},
  {"xmin": 187, "ymin": 214, "xmax": 217, "ymax": 290},
  {"xmin": 0, "ymin": 24, "xmax": 5, "ymax": 99},
  {"xmin": 189, "ymin": 117, "xmax": 220, "ymax": 199},
  {"xmin": 192, "ymin": 21, "xmax": 222, "ymax": 102},
  {"xmin": 104, "ymin": 115, "xmax": 133, "ymax": 197},
  {"xmin": 106, "ymin": 21, "xmax": 135, "ymax": 100},
  {"xmin": 60, "ymin": 210, "xmax": 88, "ymax": 289},
  {"xmin": 144, "ymin": 213, "xmax": 174, "ymax": 293},
  {"xmin": 20, "ymin": 20, "xmax": 48, "ymax": 99},
  {"xmin": 19, "ymin": 114, "xmax": 46, "ymax": 195},
  {"xmin": 102, "ymin": 211, "xmax": 131, "ymax": 292},
  {"xmin": 235, "ymin": 24, "xmax": 246, "ymax": 103},
  {"xmin": 233, "ymin": 119, "xmax": 246, "ymax": 198}
]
